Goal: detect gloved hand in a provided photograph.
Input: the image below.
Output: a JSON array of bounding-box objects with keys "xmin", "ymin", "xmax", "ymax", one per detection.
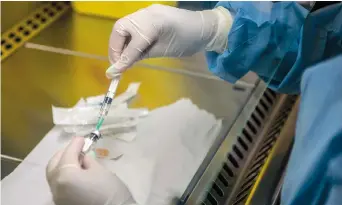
[
  {"xmin": 107, "ymin": 4, "xmax": 233, "ymax": 77},
  {"xmin": 46, "ymin": 136, "xmax": 133, "ymax": 205}
]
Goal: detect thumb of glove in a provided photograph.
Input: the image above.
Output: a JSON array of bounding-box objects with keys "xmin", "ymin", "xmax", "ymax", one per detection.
[
  {"xmin": 106, "ymin": 62, "xmax": 126, "ymax": 78},
  {"xmin": 58, "ymin": 136, "xmax": 85, "ymax": 167}
]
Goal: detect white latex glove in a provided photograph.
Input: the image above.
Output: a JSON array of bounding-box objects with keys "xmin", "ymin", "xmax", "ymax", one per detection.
[
  {"xmin": 46, "ymin": 136, "xmax": 133, "ymax": 205},
  {"xmin": 107, "ymin": 4, "xmax": 233, "ymax": 77}
]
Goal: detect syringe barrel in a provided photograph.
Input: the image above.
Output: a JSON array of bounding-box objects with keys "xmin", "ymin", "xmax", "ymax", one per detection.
[
  {"xmin": 99, "ymin": 96, "xmax": 112, "ymax": 117},
  {"xmin": 109, "ymin": 77, "xmax": 120, "ymax": 93}
]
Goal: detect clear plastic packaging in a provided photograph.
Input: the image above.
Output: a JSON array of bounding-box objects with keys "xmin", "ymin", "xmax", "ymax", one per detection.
[
  {"xmin": 52, "ymin": 105, "xmax": 148, "ymax": 126},
  {"xmin": 51, "ymin": 82, "xmax": 147, "ymax": 141}
]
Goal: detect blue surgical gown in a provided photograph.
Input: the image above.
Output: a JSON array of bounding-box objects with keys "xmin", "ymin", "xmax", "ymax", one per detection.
[
  {"xmin": 204, "ymin": 2, "xmax": 342, "ymax": 205},
  {"xmin": 282, "ymin": 55, "xmax": 342, "ymax": 205},
  {"xmin": 206, "ymin": 2, "xmax": 342, "ymax": 94}
]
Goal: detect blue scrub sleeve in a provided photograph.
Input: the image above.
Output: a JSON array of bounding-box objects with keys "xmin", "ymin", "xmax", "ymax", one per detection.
[
  {"xmin": 281, "ymin": 55, "xmax": 342, "ymax": 205},
  {"xmin": 205, "ymin": 2, "xmax": 309, "ymax": 93}
]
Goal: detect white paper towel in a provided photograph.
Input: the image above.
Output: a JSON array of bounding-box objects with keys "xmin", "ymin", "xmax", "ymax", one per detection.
[{"xmin": 1, "ymin": 99, "xmax": 222, "ymax": 205}]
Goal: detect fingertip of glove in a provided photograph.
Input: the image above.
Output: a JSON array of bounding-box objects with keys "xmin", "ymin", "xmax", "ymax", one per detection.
[
  {"xmin": 72, "ymin": 136, "xmax": 85, "ymax": 144},
  {"xmin": 64, "ymin": 136, "xmax": 85, "ymax": 155},
  {"xmin": 106, "ymin": 64, "xmax": 124, "ymax": 79},
  {"xmin": 106, "ymin": 71, "xmax": 118, "ymax": 79}
]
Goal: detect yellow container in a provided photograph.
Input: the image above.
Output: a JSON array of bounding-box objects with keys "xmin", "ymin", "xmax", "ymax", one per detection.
[{"xmin": 72, "ymin": 1, "xmax": 178, "ymax": 19}]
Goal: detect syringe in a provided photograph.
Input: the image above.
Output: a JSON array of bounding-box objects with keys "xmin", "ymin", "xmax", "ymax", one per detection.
[
  {"xmin": 82, "ymin": 71, "xmax": 121, "ymax": 154},
  {"xmin": 96, "ymin": 75, "xmax": 121, "ymax": 130}
]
